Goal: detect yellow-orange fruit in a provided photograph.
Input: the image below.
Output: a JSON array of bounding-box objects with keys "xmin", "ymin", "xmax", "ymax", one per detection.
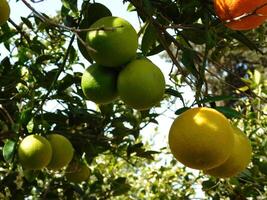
[
  {"xmin": 214, "ymin": 0, "xmax": 267, "ymax": 30},
  {"xmin": 204, "ymin": 126, "xmax": 252, "ymax": 178},
  {"xmin": 168, "ymin": 107, "xmax": 234, "ymax": 170}
]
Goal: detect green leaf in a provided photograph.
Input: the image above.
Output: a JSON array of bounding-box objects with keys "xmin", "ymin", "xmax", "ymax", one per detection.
[
  {"xmin": 258, "ymin": 161, "xmax": 267, "ymax": 175},
  {"xmin": 21, "ymin": 17, "xmax": 33, "ymax": 29},
  {"xmin": 165, "ymin": 88, "xmax": 183, "ymax": 99},
  {"xmin": 197, "ymin": 95, "xmax": 239, "ymax": 104},
  {"xmin": 175, "ymin": 107, "xmax": 190, "ymax": 115},
  {"xmin": 181, "ymin": 49, "xmax": 198, "ymax": 77},
  {"xmin": 141, "ymin": 23, "xmax": 157, "ymax": 56},
  {"xmin": 36, "ymin": 55, "xmax": 54, "ymax": 64},
  {"xmin": 3, "ymin": 140, "xmax": 16, "ymax": 163},
  {"xmin": 202, "ymin": 180, "xmax": 216, "ymax": 191},
  {"xmin": 127, "ymin": 3, "xmax": 136, "ymax": 12},
  {"xmin": 215, "ymin": 106, "xmax": 242, "ymax": 118},
  {"xmin": 20, "ymin": 108, "xmax": 33, "ymax": 126},
  {"xmin": 61, "ymin": 0, "xmax": 78, "ymax": 12},
  {"xmin": 111, "ymin": 177, "xmax": 131, "ymax": 196},
  {"xmin": 229, "ymin": 32, "xmax": 262, "ymax": 53}
]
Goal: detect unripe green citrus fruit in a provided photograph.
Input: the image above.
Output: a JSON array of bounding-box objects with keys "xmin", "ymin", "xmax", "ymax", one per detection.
[
  {"xmin": 81, "ymin": 63, "xmax": 118, "ymax": 104},
  {"xmin": 46, "ymin": 134, "xmax": 74, "ymax": 170},
  {"xmin": 65, "ymin": 162, "xmax": 90, "ymax": 183},
  {"xmin": 18, "ymin": 135, "xmax": 52, "ymax": 170},
  {"xmin": 0, "ymin": 0, "xmax": 10, "ymax": 26},
  {"xmin": 168, "ymin": 107, "xmax": 235, "ymax": 170},
  {"xmin": 117, "ymin": 58, "xmax": 165, "ymax": 110},
  {"xmin": 86, "ymin": 16, "xmax": 138, "ymax": 67},
  {"xmin": 204, "ymin": 126, "xmax": 252, "ymax": 178},
  {"xmin": 77, "ymin": 3, "xmax": 112, "ymax": 62}
]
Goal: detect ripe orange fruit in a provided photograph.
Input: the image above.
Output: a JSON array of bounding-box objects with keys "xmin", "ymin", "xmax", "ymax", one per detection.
[
  {"xmin": 81, "ymin": 63, "xmax": 118, "ymax": 104},
  {"xmin": 168, "ymin": 107, "xmax": 234, "ymax": 170},
  {"xmin": 46, "ymin": 134, "xmax": 74, "ymax": 170},
  {"xmin": 204, "ymin": 126, "xmax": 252, "ymax": 178},
  {"xmin": 0, "ymin": 0, "xmax": 10, "ymax": 26},
  {"xmin": 65, "ymin": 162, "xmax": 90, "ymax": 183},
  {"xmin": 214, "ymin": 0, "xmax": 267, "ymax": 30},
  {"xmin": 86, "ymin": 16, "xmax": 138, "ymax": 67},
  {"xmin": 117, "ymin": 58, "xmax": 165, "ymax": 110},
  {"xmin": 18, "ymin": 135, "xmax": 52, "ymax": 170}
]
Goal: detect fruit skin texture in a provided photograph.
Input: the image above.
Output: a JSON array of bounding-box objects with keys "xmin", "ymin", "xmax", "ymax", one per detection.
[
  {"xmin": 18, "ymin": 135, "xmax": 52, "ymax": 170},
  {"xmin": 214, "ymin": 0, "xmax": 267, "ymax": 30},
  {"xmin": 65, "ymin": 162, "xmax": 90, "ymax": 183},
  {"xmin": 86, "ymin": 16, "xmax": 138, "ymax": 67},
  {"xmin": 168, "ymin": 107, "xmax": 235, "ymax": 170},
  {"xmin": 117, "ymin": 58, "xmax": 165, "ymax": 110},
  {"xmin": 0, "ymin": 0, "xmax": 10, "ymax": 26},
  {"xmin": 204, "ymin": 126, "xmax": 252, "ymax": 178},
  {"xmin": 46, "ymin": 134, "xmax": 74, "ymax": 170},
  {"xmin": 81, "ymin": 64, "xmax": 118, "ymax": 104},
  {"xmin": 77, "ymin": 3, "xmax": 112, "ymax": 62}
]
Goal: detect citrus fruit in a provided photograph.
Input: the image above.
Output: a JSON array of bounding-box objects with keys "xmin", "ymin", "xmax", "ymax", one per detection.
[
  {"xmin": 65, "ymin": 162, "xmax": 90, "ymax": 183},
  {"xmin": 117, "ymin": 58, "xmax": 165, "ymax": 110},
  {"xmin": 77, "ymin": 3, "xmax": 112, "ymax": 62},
  {"xmin": 86, "ymin": 16, "xmax": 138, "ymax": 67},
  {"xmin": 204, "ymin": 126, "xmax": 252, "ymax": 178},
  {"xmin": 0, "ymin": 0, "xmax": 10, "ymax": 26},
  {"xmin": 18, "ymin": 135, "xmax": 52, "ymax": 170},
  {"xmin": 214, "ymin": 0, "xmax": 267, "ymax": 30},
  {"xmin": 81, "ymin": 63, "xmax": 118, "ymax": 104},
  {"xmin": 168, "ymin": 107, "xmax": 235, "ymax": 170},
  {"xmin": 46, "ymin": 134, "xmax": 74, "ymax": 170}
]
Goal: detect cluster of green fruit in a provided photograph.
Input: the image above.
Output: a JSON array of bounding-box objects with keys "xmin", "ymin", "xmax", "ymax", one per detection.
[
  {"xmin": 0, "ymin": 0, "xmax": 10, "ymax": 26},
  {"xmin": 78, "ymin": 3, "xmax": 165, "ymax": 110},
  {"xmin": 168, "ymin": 107, "xmax": 252, "ymax": 178},
  {"xmin": 18, "ymin": 134, "xmax": 90, "ymax": 183}
]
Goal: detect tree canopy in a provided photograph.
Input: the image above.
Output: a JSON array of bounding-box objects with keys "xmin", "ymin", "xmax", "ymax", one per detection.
[{"xmin": 0, "ymin": 0, "xmax": 266, "ymax": 199}]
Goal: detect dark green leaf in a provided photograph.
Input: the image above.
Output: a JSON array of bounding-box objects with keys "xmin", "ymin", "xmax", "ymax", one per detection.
[
  {"xmin": 229, "ymin": 32, "xmax": 262, "ymax": 53},
  {"xmin": 181, "ymin": 49, "xmax": 198, "ymax": 77},
  {"xmin": 21, "ymin": 17, "xmax": 33, "ymax": 29},
  {"xmin": 215, "ymin": 106, "xmax": 242, "ymax": 118},
  {"xmin": 175, "ymin": 107, "xmax": 190, "ymax": 115},
  {"xmin": 198, "ymin": 95, "xmax": 239, "ymax": 104},
  {"xmin": 111, "ymin": 177, "xmax": 131, "ymax": 196},
  {"xmin": 3, "ymin": 140, "xmax": 16, "ymax": 163},
  {"xmin": 202, "ymin": 180, "xmax": 216, "ymax": 191},
  {"xmin": 141, "ymin": 23, "xmax": 157, "ymax": 56}
]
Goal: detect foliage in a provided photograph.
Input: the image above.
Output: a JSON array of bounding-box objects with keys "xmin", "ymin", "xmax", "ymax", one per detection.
[{"xmin": 0, "ymin": 0, "xmax": 266, "ymax": 199}]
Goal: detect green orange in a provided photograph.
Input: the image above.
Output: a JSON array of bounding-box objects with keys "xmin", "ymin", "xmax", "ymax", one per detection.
[
  {"xmin": 47, "ymin": 134, "xmax": 74, "ymax": 170},
  {"xmin": 81, "ymin": 63, "xmax": 118, "ymax": 104},
  {"xmin": 65, "ymin": 162, "xmax": 90, "ymax": 183},
  {"xmin": 86, "ymin": 16, "xmax": 138, "ymax": 67},
  {"xmin": 117, "ymin": 58, "xmax": 165, "ymax": 110},
  {"xmin": 18, "ymin": 135, "xmax": 52, "ymax": 170}
]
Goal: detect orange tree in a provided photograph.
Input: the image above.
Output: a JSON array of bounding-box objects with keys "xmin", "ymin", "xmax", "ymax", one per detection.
[{"xmin": 0, "ymin": 0, "xmax": 266, "ymax": 199}]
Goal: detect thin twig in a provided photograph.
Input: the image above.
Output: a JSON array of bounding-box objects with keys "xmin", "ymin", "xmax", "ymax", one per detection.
[
  {"xmin": 0, "ymin": 104, "xmax": 14, "ymax": 125},
  {"xmin": 33, "ymin": 34, "xmax": 76, "ymax": 116}
]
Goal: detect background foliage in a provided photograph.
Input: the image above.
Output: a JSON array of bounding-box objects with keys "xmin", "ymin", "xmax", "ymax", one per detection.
[{"xmin": 0, "ymin": 0, "xmax": 266, "ymax": 199}]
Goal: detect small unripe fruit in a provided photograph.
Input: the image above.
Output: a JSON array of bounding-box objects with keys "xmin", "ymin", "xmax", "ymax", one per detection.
[{"xmin": 47, "ymin": 134, "xmax": 74, "ymax": 170}]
